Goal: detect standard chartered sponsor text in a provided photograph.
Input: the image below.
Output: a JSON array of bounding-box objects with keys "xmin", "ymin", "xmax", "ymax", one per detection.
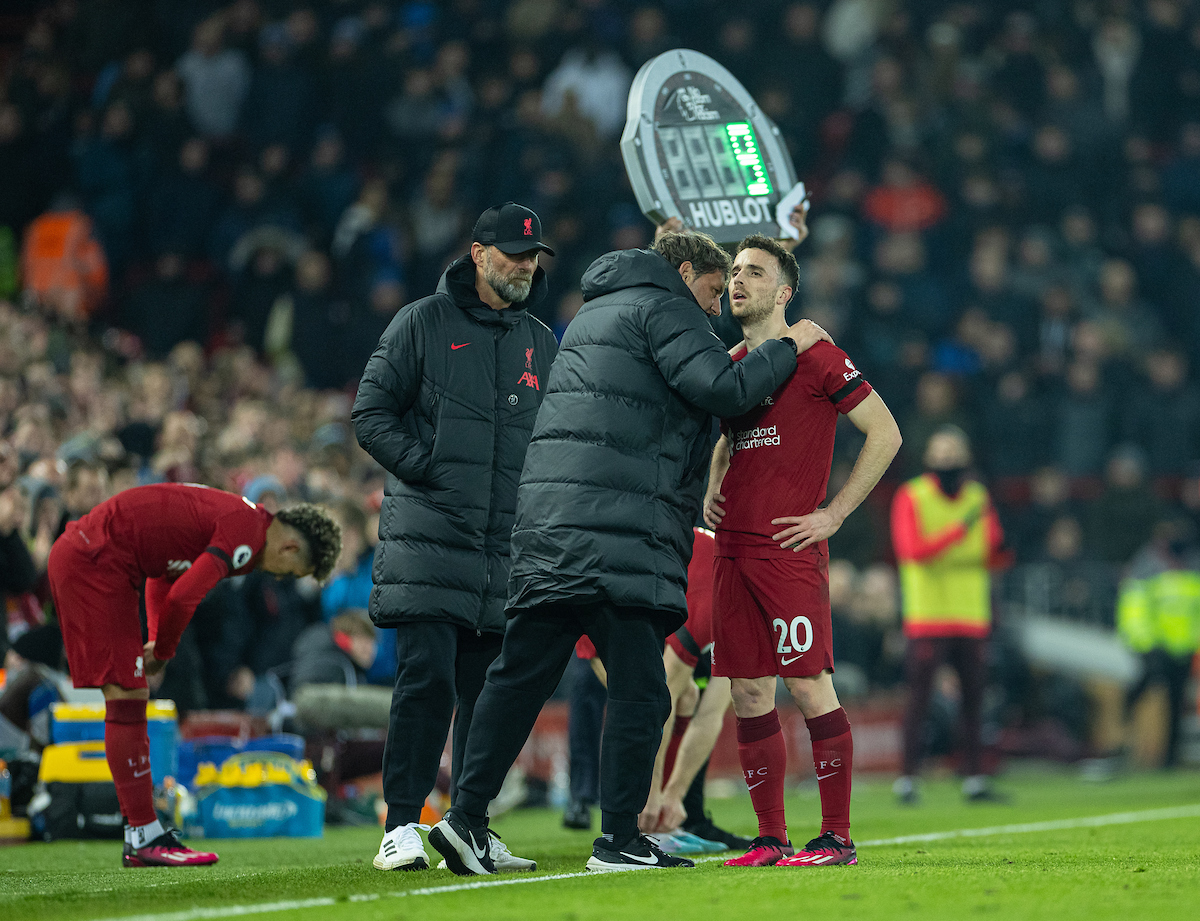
[{"xmin": 735, "ymin": 425, "xmax": 780, "ymax": 450}]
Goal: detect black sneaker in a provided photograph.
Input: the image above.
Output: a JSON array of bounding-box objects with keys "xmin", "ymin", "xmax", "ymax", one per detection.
[
  {"xmin": 563, "ymin": 798, "xmax": 592, "ymax": 830},
  {"xmin": 428, "ymin": 810, "xmax": 496, "ymax": 876},
  {"xmin": 585, "ymin": 834, "xmax": 696, "ymax": 872},
  {"xmin": 682, "ymin": 815, "xmax": 753, "ymax": 851}
]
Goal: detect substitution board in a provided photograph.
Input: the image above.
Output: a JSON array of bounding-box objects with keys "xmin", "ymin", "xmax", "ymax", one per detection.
[{"xmin": 621, "ymin": 49, "xmax": 798, "ymax": 244}]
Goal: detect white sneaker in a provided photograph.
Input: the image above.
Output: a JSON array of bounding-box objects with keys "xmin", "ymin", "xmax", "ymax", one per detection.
[
  {"xmin": 489, "ymin": 831, "xmax": 536, "ymax": 871},
  {"xmin": 373, "ymin": 823, "xmax": 431, "ymax": 871},
  {"xmin": 437, "ymin": 832, "xmax": 537, "ymax": 872}
]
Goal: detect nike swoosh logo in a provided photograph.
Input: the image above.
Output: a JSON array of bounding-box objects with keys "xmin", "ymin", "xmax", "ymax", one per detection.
[
  {"xmin": 747, "ymin": 780, "xmax": 767, "ymax": 790},
  {"xmin": 816, "ymin": 772, "xmax": 838, "ymax": 780},
  {"xmin": 618, "ymin": 851, "xmax": 661, "ymax": 864},
  {"xmin": 471, "ymin": 837, "xmax": 489, "ymax": 859},
  {"xmin": 159, "ymin": 851, "xmax": 193, "ymax": 862},
  {"xmin": 781, "ymin": 654, "xmax": 803, "ymax": 666},
  {"xmin": 133, "ymin": 768, "xmax": 152, "ymax": 778},
  {"xmin": 451, "ymin": 342, "xmax": 471, "ymax": 350}
]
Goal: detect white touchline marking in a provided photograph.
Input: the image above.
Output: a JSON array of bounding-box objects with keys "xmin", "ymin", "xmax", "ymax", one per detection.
[
  {"xmin": 86, "ymin": 804, "xmax": 1200, "ymax": 921},
  {"xmin": 859, "ymin": 803, "xmax": 1200, "ymax": 846}
]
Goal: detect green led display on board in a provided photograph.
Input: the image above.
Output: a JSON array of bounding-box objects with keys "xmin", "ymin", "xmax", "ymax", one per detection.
[{"xmin": 725, "ymin": 123, "xmax": 772, "ymax": 196}]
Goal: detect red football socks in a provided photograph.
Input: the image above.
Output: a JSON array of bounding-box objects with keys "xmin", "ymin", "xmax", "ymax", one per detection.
[
  {"xmin": 736, "ymin": 709, "xmax": 788, "ymax": 843},
  {"xmin": 105, "ymin": 698, "xmax": 157, "ymax": 826},
  {"xmin": 663, "ymin": 714, "xmax": 691, "ymax": 782},
  {"xmin": 806, "ymin": 707, "xmax": 853, "ymax": 840}
]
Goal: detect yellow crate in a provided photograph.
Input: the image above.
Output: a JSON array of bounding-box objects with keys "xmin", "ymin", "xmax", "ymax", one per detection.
[
  {"xmin": 51, "ymin": 700, "xmax": 177, "ymax": 723},
  {"xmin": 38, "ymin": 742, "xmax": 113, "ymax": 783}
]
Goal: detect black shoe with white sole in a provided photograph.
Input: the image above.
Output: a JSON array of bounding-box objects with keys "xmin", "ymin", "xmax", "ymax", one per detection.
[
  {"xmin": 428, "ymin": 810, "xmax": 496, "ymax": 876},
  {"xmin": 585, "ymin": 834, "xmax": 696, "ymax": 872}
]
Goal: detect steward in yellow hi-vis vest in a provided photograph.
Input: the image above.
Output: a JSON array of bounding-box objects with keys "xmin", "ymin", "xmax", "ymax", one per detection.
[
  {"xmin": 890, "ymin": 426, "xmax": 1012, "ymax": 804},
  {"xmin": 890, "ymin": 469, "xmax": 1006, "ymax": 638},
  {"xmin": 1117, "ymin": 518, "xmax": 1200, "ymax": 768}
]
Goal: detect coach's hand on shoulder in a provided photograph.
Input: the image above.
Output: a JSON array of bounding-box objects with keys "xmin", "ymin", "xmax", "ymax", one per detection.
[
  {"xmin": 142, "ymin": 641, "xmax": 166, "ymax": 677},
  {"xmin": 771, "ymin": 506, "xmax": 844, "ymax": 552},
  {"xmin": 784, "ymin": 318, "xmax": 833, "ymax": 353}
]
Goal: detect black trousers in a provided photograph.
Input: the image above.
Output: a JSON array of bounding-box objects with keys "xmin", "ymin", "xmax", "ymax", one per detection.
[
  {"xmin": 1125, "ymin": 648, "xmax": 1194, "ymax": 768},
  {"xmin": 902, "ymin": 635, "xmax": 988, "ymax": 777},
  {"xmin": 566, "ymin": 653, "xmax": 606, "ymax": 803},
  {"xmin": 455, "ymin": 601, "xmax": 671, "ymax": 839},
  {"xmin": 382, "ymin": 622, "xmax": 504, "ymax": 829}
]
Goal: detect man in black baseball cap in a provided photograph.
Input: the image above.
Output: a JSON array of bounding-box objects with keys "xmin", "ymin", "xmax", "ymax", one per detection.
[
  {"xmin": 353, "ymin": 200, "xmax": 556, "ymax": 873},
  {"xmin": 472, "ymin": 202, "xmax": 556, "ymax": 257}
]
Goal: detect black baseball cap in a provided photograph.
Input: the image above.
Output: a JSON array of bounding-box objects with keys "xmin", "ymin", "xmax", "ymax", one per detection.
[{"xmin": 472, "ymin": 202, "xmax": 555, "ymax": 256}]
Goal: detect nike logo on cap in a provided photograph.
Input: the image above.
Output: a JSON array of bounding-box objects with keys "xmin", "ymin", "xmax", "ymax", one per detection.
[{"xmin": 451, "ymin": 342, "xmax": 471, "ymax": 350}]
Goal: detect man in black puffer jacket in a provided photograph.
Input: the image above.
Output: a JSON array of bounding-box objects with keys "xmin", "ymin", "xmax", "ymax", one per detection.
[
  {"xmin": 430, "ymin": 231, "xmax": 831, "ymax": 876},
  {"xmin": 352, "ymin": 203, "xmax": 555, "ymax": 873}
]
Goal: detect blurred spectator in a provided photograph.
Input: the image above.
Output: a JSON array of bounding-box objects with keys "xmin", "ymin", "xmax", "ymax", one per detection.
[
  {"xmin": 1120, "ymin": 349, "xmax": 1200, "ymax": 476},
  {"xmin": 1117, "ymin": 517, "xmax": 1200, "ymax": 768},
  {"xmin": 175, "ymin": 15, "xmax": 252, "ymax": 140},
  {"xmin": 145, "ymin": 138, "xmax": 221, "ymax": 258},
  {"xmin": 122, "ymin": 252, "xmax": 209, "ymax": 358},
  {"xmin": 21, "ymin": 194, "xmax": 109, "ymax": 321},
  {"xmin": 540, "ymin": 40, "xmax": 631, "ymax": 140},
  {"xmin": 239, "ymin": 24, "xmax": 315, "ymax": 151},
  {"xmin": 1083, "ymin": 445, "xmax": 1166, "ymax": 563}
]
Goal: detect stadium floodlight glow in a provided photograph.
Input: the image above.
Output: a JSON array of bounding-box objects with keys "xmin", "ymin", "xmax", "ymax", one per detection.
[{"xmin": 621, "ymin": 49, "xmax": 798, "ymax": 244}]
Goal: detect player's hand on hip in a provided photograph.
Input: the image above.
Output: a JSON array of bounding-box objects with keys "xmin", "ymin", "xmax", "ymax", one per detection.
[
  {"xmin": 771, "ymin": 507, "xmax": 843, "ymax": 551},
  {"xmin": 785, "ymin": 318, "xmax": 834, "ymax": 352},
  {"xmin": 142, "ymin": 641, "xmax": 166, "ymax": 677},
  {"xmin": 703, "ymin": 491, "xmax": 726, "ymax": 529}
]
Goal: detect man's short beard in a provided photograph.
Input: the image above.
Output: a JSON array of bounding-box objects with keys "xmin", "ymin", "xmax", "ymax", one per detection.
[
  {"xmin": 734, "ymin": 297, "xmax": 776, "ymax": 325},
  {"xmin": 484, "ymin": 260, "xmax": 533, "ymax": 304}
]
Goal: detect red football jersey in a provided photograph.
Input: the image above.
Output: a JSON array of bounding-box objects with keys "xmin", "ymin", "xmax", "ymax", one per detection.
[
  {"xmin": 64, "ymin": 483, "xmax": 274, "ymax": 659},
  {"xmin": 715, "ymin": 340, "xmax": 872, "ymax": 557}
]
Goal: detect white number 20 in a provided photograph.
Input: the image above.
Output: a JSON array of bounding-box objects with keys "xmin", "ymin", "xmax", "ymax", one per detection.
[{"xmin": 772, "ymin": 616, "xmax": 813, "ymax": 655}]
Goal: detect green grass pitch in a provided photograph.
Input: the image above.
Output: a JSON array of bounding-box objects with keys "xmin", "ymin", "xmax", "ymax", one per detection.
[{"xmin": 2, "ymin": 765, "xmax": 1198, "ymax": 921}]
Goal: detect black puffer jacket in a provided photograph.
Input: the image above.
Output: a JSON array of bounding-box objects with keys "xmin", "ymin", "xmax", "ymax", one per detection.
[
  {"xmin": 352, "ymin": 255, "xmax": 558, "ymax": 632},
  {"xmin": 507, "ymin": 248, "xmax": 797, "ymax": 629}
]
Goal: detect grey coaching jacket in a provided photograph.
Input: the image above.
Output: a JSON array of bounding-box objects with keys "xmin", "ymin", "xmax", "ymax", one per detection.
[
  {"xmin": 352, "ymin": 254, "xmax": 558, "ymax": 632},
  {"xmin": 507, "ymin": 248, "xmax": 797, "ymax": 630}
]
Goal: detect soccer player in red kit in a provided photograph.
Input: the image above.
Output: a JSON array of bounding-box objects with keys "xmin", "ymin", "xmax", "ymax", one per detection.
[
  {"xmin": 706, "ymin": 234, "xmax": 902, "ymax": 868},
  {"xmin": 47, "ymin": 483, "xmax": 342, "ymax": 867}
]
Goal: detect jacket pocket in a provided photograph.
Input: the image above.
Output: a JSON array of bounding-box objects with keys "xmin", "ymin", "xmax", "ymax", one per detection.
[{"xmin": 394, "ymin": 390, "xmax": 440, "ymax": 483}]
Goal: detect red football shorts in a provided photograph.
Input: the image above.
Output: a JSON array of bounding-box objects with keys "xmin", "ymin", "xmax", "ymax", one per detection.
[
  {"xmin": 48, "ymin": 534, "xmax": 147, "ymax": 689},
  {"xmin": 710, "ymin": 549, "xmax": 834, "ymax": 679},
  {"xmin": 665, "ymin": 591, "xmax": 713, "ymax": 669}
]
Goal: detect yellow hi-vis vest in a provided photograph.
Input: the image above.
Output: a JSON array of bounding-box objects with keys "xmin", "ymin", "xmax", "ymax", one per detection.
[
  {"xmin": 1117, "ymin": 569, "xmax": 1200, "ymax": 657},
  {"xmin": 898, "ymin": 475, "xmax": 991, "ymax": 636}
]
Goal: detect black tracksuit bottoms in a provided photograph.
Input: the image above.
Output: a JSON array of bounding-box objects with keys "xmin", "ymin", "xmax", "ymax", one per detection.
[
  {"xmin": 383, "ymin": 622, "xmax": 504, "ymax": 830},
  {"xmin": 454, "ymin": 600, "xmax": 672, "ymax": 840}
]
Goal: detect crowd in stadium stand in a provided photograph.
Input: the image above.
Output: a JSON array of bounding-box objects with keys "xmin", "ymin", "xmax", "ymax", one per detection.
[{"xmin": 3, "ymin": 0, "xmax": 1200, "ymax": 737}]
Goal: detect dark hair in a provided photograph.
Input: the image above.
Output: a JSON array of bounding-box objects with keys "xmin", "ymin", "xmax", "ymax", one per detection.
[
  {"xmin": 64, "ymin": 458, "xmax": 106, "ymax": 492},
  {"xmin": 650, "ymin": 231, "xmax": 733, "ymax": 281},
  {"xmin": 275, "ymin": 502, "xmax": 342, "ymax": 583},
  {"xmin": 736, "ymin": 234, "xmax": 800, "ymax": 298}
]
